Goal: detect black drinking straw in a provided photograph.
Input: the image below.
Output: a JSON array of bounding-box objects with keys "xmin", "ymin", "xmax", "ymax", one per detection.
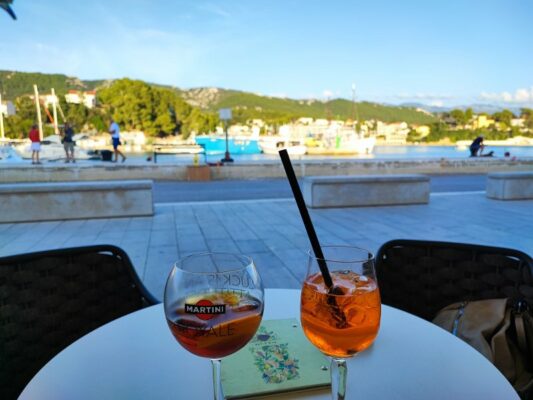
[{"xmin": 278, "ymin": 149, "xmax": 334, "ymax": 289}]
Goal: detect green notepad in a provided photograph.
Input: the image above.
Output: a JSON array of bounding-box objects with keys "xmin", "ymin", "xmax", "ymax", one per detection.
[{"xmin": 221, "ymin": 318, "xmax": 331, "ymax": 399}]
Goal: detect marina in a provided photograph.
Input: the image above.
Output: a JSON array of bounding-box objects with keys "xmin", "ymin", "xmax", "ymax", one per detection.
[{"xmin": 1, "ymin": 143, "xmax": 533, "ymax": 165}]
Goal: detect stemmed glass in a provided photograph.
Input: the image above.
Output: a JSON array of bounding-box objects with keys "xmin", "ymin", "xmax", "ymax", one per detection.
[
  {"xmin": 164, "ymin": 252, "xmax": 264, "ymax": 400},
  {"xmin": 300, "ymin": 246, "xmax": 381, "ymax": 399}
]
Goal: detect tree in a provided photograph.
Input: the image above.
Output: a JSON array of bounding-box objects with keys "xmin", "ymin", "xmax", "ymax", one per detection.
[
  {"xmin": 521, "ymin": 108, "xmax": 533, "ymax": 130},
  {"xmin": 98, "ymin": 79, "xmax": 217, "ymax": 137},
  {"xmin": 4, "ymin": 96, "xmax": 35, "ymax": 138},
  {"xmin": 450, "ymin": 109, "xmax": 466, "ymax": 126},
  {"xmin": 492, "ymin": 109, "xmax": 514, "ymax": 127},
  {"xmin": 464, "ymin": 108, "xmax": 473, "ymax": 123}
]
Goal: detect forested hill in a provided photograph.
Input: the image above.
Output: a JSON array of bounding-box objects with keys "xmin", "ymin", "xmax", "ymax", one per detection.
[
  {"xmin": 1, "ymin": 70, "xmax": 436, "ymax": 125},
  {"xmin": 180, "ymin": 88, "xmax": 437, "ymax": 124},
  {"xmin": 0, "ymin": 70, "xmax": 105, "ymax": 98}
]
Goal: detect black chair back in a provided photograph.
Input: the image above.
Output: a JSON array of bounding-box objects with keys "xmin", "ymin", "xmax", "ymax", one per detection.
[
  {"xmin": 375, "ymin": 240, "xmax": 533, "ymax": 321},
  {"xmin": 0, "ymin": 245, "xmax": 158, "ymax": 399}
]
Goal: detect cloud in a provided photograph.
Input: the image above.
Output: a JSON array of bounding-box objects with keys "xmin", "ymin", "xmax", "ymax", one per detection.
[
  {"xmin": 323, "ymin": 90, "xmax": 333, "ymax": 98},
  {"xmin": 197, "ymin": 3, "xmax": 231, "ymax": 18},
  {"xmin": 392, "ymin": 93, "xmax": 454, "ymax": 100},
  {"xmin": 479, "ymin": 87, "xmax": 533, "ymax": 104}
]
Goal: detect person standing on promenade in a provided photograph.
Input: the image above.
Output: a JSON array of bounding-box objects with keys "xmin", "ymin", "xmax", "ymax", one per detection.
[
  {"xmin": 108, "ymin": 118, "xmax": 126, "ymax": 163},
  {"xmin": 469, "ymin": 135, "xmax": 485, "ymax": 157},
  {"xmin": 28, "ymin": 124, "xmax": 41, "ymax": 165},
  {"xmin": 62, "ymin": 122, "xmax": 75, "ymax": 163}
]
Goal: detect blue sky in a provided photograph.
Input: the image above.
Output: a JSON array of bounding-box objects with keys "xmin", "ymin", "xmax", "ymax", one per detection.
[{"xmin": 1, "ymin": 0, "xmax": 532, "ymax": 107}]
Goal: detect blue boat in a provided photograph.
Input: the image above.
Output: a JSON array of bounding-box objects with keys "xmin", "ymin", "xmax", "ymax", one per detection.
[{"xmin": 195, "ymin": 136, "xmax": 261, "ymax": 155}]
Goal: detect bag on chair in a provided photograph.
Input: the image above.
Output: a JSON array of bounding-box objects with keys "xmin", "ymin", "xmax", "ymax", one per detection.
[{"xmin": 433, "ymin": 298, "xmax": 533, "ymax": 399}]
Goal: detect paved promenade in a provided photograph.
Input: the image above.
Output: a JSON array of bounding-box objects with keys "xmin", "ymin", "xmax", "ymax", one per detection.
[
  {"xmin": 1, "ymin": 191, "xmax": 531, "ymax": 301},
  {"xmin": 152, "ymin": 174, "xmax": 487, "ymax": 203}
]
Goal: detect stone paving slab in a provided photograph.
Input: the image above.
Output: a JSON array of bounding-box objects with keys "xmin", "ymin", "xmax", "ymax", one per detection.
[{"xmin": 1, "ymin": 193, "xmax": 532, "ymax": 301}]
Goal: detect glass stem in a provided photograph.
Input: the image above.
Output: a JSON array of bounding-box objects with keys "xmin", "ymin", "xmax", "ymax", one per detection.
[
  {"xmin": 331, "ymin": 357, "xmax": 347, "ymax": 400},
  {"xmin": 211, "ymin": 358, "xmax": 224, "ymax": 400}
]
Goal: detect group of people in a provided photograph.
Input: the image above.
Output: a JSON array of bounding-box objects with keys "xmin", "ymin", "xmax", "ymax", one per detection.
[{"xmin": 28, "ymin": 119, "xmax": 126, "ymax": 164}]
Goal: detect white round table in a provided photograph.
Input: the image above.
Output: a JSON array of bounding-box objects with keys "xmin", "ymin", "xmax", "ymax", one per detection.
[{"xmin": 20, "ymin": 289, "xmax": 518, "ymax": 399}]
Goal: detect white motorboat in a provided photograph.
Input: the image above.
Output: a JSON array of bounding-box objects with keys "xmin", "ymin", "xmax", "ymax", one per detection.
[
  {"xmin": 258, "ymin": 135, "xmax": 307, "ymax": 155},
  {"xmin": 13, "ymin": 135, "xmax": 93, "ymax": 160},
  {"xmin": 305, "ymin": 126, "xmax": 376, "ymax": 155}
]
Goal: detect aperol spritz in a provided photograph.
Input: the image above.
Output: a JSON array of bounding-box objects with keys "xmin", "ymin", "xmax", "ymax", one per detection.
[{"xmin": 300, "ymin": 246, "xmax": 381, "ymax": 399}]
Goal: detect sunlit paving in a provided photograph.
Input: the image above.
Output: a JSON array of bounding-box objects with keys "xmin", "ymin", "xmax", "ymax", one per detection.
[{"xmin": 1, "ymin": 1, "xmax": 532, "ymax": 399}]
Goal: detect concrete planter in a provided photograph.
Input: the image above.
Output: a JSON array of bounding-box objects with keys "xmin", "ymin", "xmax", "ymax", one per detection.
[
  {"xmin": 0, "ymin": 180, "xmax": 154, "ymax": 222},
  {"xmin": 186, "ymin": 165, "xmax": 211, "ymax": 181}
]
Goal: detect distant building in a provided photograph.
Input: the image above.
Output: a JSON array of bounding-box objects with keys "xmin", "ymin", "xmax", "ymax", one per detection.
[
  {"xmin": 44, "ymin": 94, "xmax": 58, "ymax": 107},
  {"xmin": 65, "ymin": 90, "xmax": 97, "ymax": 109},
  {"xmin": 83, "ymin": 91, "xmax": 96, "ymax": 108},
  {"xmin": 376, "ymin": 122, "xmax": 409, "ymax": 144},
  {"xmin": 297, "ymin": 117, "xmax": 314, "ymax": 125},
  {"xmin": 0, "ymin": 100, "xmax": 16, "ymax": 116},
  {"xmin": 228, "ymin": 124, "xmax": 251, "ymax": 136},
  {"xmin": 472, "ymin": 115, "xmax": 495, "ymax": 129},
  {"xmin": 511, "ymin": 118, "xmax": 525, "ymax": 128},
  {"xmin": 65, "ymin": 90, "xmax": 82, "ymax": 105},
  {"xmin": 414, "ymin": 125, "xmax": 430, "ymax": 136}
]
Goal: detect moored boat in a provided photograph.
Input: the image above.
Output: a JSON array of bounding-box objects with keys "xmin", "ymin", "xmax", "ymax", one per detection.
[
  {"xmin": 305, "ymin": 126, "xmax": 376, "ymax": 155},
  {"xmin": 13, "ymin": 135, "xmax": 93, "ymax": 160},
  {"xmin": 195, "ymin": 135, "xmax": 261, "ymax": 155},
  {"xmin": 258, "ymin": 135, "xmax": 307, "ymax": 155}
]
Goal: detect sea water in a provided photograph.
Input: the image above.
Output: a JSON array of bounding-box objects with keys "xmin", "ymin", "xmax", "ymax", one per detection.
[{"xmin": 2, "ymin": 145, "xmax": 532, "ymax": 165}]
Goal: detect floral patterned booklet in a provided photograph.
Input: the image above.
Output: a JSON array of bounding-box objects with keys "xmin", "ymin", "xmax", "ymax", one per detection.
[{"xmin": 221, "ymin": 318, "xmax": 331, "ymax": 399}]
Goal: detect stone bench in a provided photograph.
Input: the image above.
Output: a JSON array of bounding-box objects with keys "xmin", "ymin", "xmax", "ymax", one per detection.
[
  {"xmin": 486, "ymin": 171, "xmax": 533, "ymax": 200},
  {"xmin": 302, "ymin": 174, "xmax": 430, "ymax": 208},
  {"xmin": 0, "ymin": 180, "xmax": 154, "ymax": 223}
]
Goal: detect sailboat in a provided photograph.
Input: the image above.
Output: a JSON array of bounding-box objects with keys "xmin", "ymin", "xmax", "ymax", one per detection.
[
  {"xmin": 13, "ymin": 134, "xmax": 93, "ymax": 160},
  {"xmin": 11, "ymin": 85, "xmax": 94, "ymax": 161}
]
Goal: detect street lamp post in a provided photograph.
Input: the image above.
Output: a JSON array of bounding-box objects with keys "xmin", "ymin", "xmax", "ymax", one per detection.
[{"xmin": 219, "ymin": 108, "xmax": 233, "ymax": 163}]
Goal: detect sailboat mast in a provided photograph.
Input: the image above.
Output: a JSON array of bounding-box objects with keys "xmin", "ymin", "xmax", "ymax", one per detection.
[
  {"xmin": 33, "ymin": 84, "xmax": 44, "ymax": 141},
  {"xmin": 351, "ymin": 83, "xmax": 359, "ymax": 126}
]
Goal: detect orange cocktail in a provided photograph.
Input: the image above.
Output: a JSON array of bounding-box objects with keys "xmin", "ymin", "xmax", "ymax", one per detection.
[
  {"xmin": 300, "ymin": 246, "xmax": 381, "ymax": 399},
  {"xmin": 301, "ymin": 270, "xmax": 381, "ymax": 357}
]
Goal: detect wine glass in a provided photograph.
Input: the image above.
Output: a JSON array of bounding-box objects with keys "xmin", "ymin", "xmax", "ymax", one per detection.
[
  {"xmin": 164, "ymin": 252, "xmax": 264, "ymax": 400},
  {"xmin": 300, "ymin": 246, "xmax": 381, "ymax": 399}
]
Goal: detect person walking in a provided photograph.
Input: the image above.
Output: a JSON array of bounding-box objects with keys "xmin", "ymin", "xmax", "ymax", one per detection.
[
  {"xmin": 28, "ymin": 124, "xmax": 41, "ymax": 165},
  {"xmin": 108, "ymin": 118, "xmax": 126, "ymax": 163},
  {"xmin": 62, "ymin": 121, "xmax": 75, "ymax": 163}
]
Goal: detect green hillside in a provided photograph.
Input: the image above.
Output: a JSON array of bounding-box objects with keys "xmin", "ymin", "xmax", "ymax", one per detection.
[
  {"xmin": 0, "ymin": 70, "xmax": 437, "ymax": 125},
  {"xmin": 190, "ymin": 89, "xmax": 437, "ymax": 125},
  {"xmin": 0, "ymin": 70, "xmax": 104, "ymax": 99}
]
